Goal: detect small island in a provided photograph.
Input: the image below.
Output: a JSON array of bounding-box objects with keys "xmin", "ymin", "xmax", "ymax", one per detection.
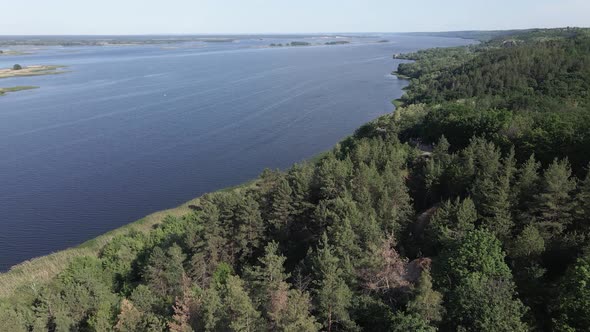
[
  {"xmin": 0, "ymin": 86, "xmax": 39, "ymax": 96},
  {"xmin": 0, "ymin": 50, "xmax": 30, "ymax": 56},
  {"xmin": 270, "ymin": 41, "xmax": 312, "ymax": 47},
  {"xmin": 0, "ymin": 64, "xmax": 65, "ymax": 79},
  {"xmin": 325, "ymin": 40, "xmax": 350, "ymax": 45}
]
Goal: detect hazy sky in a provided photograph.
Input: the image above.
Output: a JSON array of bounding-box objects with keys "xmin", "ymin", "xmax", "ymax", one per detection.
[{"xmin": 3, "ymin": 0, "xmax": 589, "ymax": 35}]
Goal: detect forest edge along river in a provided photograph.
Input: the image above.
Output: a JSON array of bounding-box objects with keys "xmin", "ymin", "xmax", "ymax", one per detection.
[{"xmin": 0, "ymin": 34, "xmax": 472, "ymax": 271}]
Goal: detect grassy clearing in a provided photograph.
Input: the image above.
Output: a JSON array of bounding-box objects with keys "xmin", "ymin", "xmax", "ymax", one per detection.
[
  {"xmin": 0, "ymin": 86, "xmax": 38, "ymax": 96},
  {"xmin": 0, "ymin": 65, "xmax": 65, "ymax": 79}
]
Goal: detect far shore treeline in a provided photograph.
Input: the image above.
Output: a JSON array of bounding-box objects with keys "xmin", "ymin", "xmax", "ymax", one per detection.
[{"xmin": 1, "ymin": 27, "xmax": 590, "ymax": 331}]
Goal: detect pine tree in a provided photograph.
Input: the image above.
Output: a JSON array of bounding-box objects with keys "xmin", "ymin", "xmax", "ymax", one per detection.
[
  {"xmin": 233, "ymin": 194, "xmax": 265, "ymax": 263},
  {"xmin": 484, "ymin": 148, "xmax": 516, "ymax": 239},
  {"xmin": 427, "ymin": 197, "xmax": 477, "ymax": 249},
  {"xmin": 436, "ymin": 230, "xmax": 527, "ymax": 331},
  {"xmin": 534, "ymin": 158, "xmax": 577, "ymax": 238},
  {"xmin": 315, "ymin": 155, "xmax": 353, "ymax": 200},
  {"xmin": 287, "ymin": 163, "xmax": 315, "ymax": 216},
  {"xmin": 246, "ymin": 242, "xmax": 319, "ymax": 331},
  {"xmin": 275, "ymin": 289, "xmax": 320, "ymax": 332},
  {"xmin": 378, "ymin": 166, "xmax": 414, "ymax": 234},
  {"xmin": 423, "ymin": 136, "xmax": 452, "ymax": 203},
  {"xmin": 312, "ymin": 234, "xmax": 356, "ymax": 332},
  {"xmin": 246, "ymin": 241, "xmax": 290, "ymax": 314},
  {"xmin": 407, "ymin": 270, "xmax": 444, "ymax": 324},
  {"xmin": 470, "ymin": 143, "xmax": 514, "ymax": 239},
  {"xmin": 188, "ymin": 202, "xmax": 227, "ymax": 288},
  {"xmin": 222, "ymin": 275, "xmax": 263, "ymax": 332},
  {"xmin": 268, "ymin": 178, "xmax": 293, "ymax": 234},
  {"xmin": 199, "ymin": 286, "xmax": 223, "ymax": 331},
  {"xmin": 144, "ymin": 245, "xmax": 186, "ymax": 303},
  {"xmin": 514, "ymin": 154, "xmax": 541, "ymax": 227},
  {"xmin": 510, "ymin": 225, "xmax": 546, "ymax": 259}
]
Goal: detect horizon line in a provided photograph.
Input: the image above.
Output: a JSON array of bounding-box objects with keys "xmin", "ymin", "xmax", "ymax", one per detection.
[{"xmin": 1, "ymin": 27, "xmax": 588, "ymax": 37}]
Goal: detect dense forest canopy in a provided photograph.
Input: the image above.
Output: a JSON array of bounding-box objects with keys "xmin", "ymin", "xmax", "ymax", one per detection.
[{"xmin": 1, "ymin": 28, "xmax": 590, "ymax": 331}]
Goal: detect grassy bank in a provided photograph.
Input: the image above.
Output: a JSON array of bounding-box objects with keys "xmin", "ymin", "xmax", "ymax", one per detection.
[
  {"xmin": 0, "ymin": 178, "xmax": 261, "ymax": 299},
  {"xmin": 0, "ymin": 146, "xmax": 332, "ymax": 299},
  {"xmin": 0, "ymin": 86, "xmax": 38, "ymax": 96}
]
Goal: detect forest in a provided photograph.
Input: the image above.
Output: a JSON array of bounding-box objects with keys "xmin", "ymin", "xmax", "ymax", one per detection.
[{"xmin": 1, "ymin": 28, "xmax": 590, "ymax": 331}]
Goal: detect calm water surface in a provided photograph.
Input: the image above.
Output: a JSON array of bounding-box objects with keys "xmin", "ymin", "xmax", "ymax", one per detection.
[{"xmin": 0, "ymin": 35, "xmax": 471, "ymax": 269}]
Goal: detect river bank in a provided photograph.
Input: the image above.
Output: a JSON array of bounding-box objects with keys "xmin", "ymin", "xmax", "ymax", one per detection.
[{"xmin": 0, "ymin": 86, "xmax": 38, "ymax": 96}]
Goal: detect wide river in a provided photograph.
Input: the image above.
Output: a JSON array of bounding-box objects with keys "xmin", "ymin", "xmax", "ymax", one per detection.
[{"xmin": 0, "ymin": 35, "xmax": 471, "ymax": 270}]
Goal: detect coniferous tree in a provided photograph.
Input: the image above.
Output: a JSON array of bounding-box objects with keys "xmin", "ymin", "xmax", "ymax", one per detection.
[
  {"xmin": 514, "ymin": 154, "xmax": 541, "ymax": 226},
  {"xmin": 534, "ymin": 158, "xmax": 577, "ymax": 239},
  {"xmin": 407, "ymin": 270, "xmax": 444, "ymax": 325},
  {"xmin": 267, "ymin": 178, "xmax": 293, "ymax": 234},
  {"xmin": 312, "ymin": 234, "xmax": 356, "ymax": 332},
  {"xmin": 275, "ymin": 289, "xmax": 321, "ymax": 332},
  {"xmin": 144, "ymin": 244, "xmax": 186, "ymax": 304},
  {"xmin": 436, "ymin": 230, "xmax": 527, "ymax": 331},
  {"xmin": 427, "ymin": 197, "xmax": 477, "ymax": 250},
  {"xmin": 246, "ymin": 241, "xmax": 319, "ymax": 331},
  {"xmin": 187, "ymin": 202, "xmax": 228, "ymax": 288},
  {"xmin": 233, "ymin": 194, "xmax": 265, "ymax": 264},
  {"xmin": 423, "ymin": 135, "xmax": 452, "ymax": 203},
  {"xmin": 222, "ymin": 275, "xmax": 263, "ymax": 332},
  {"xmin": 246, "ymin": 242, "xmax": 290, "ymax": 316}
]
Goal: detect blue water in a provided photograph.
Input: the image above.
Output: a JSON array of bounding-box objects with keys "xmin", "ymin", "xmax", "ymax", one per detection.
[{"xmin": 0, "ymin": 35, "xmax": 471, "ymax": 270}]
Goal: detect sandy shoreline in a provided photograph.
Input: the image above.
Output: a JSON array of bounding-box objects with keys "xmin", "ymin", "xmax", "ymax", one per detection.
[{"xmin": 0, "ymin": 65, "xmax": 65, "ymax": 79}]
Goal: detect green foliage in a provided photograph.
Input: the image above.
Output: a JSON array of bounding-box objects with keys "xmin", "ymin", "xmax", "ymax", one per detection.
[
  {"xmin": 554, "ymin": 254, "xmax": 590, "ymax": 331},
  {"xmin": 534, "ymin": 158, "xmax": 577, "ymax": 239},
  {"xmin": 219, "ymin": 275, "xmax": 263, "ymax": 332},
  {"xmin": 407, "ymin": 270, "xmax": 444, "ymax": 324},
  {"xmin": 436, "ymin": 229, "xmax": 512, "ymax": 288},
  {"xmin": 390, "ymin": 311, "xmax": 436, "ymax": 332},
  {"xmin": 144, "ymin": 244, "xmax": 186, "ymax": 305},
  {"xmin": 446, "ymin": 274, "xmax": 527, "ymax": 332},
  {"xmin": 38, "ymin": 256, "xmax": 119, "ymax": 331},
  {"xmin": 3, "ymin": 28, "xmax": 590, "ymax": 331},
  {"xmin": 436, "ymin": 230, "xmax": 527, "ymax": 331},
  {"xmin": 428, "ymin": 197, "xmax": 477, "ymax": 248},
  {"xmin": 511, "ymin": 227, "xmax": 546, "ymax": 264},
  {"xmin": 312, "ymin": 234, "xmax": 356, "ymax": 331}
]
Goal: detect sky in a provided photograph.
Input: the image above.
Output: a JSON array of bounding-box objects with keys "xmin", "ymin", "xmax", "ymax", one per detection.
[{"xmin": 2, "ymin": 0, "xmax": 589, "ymax": 35}]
